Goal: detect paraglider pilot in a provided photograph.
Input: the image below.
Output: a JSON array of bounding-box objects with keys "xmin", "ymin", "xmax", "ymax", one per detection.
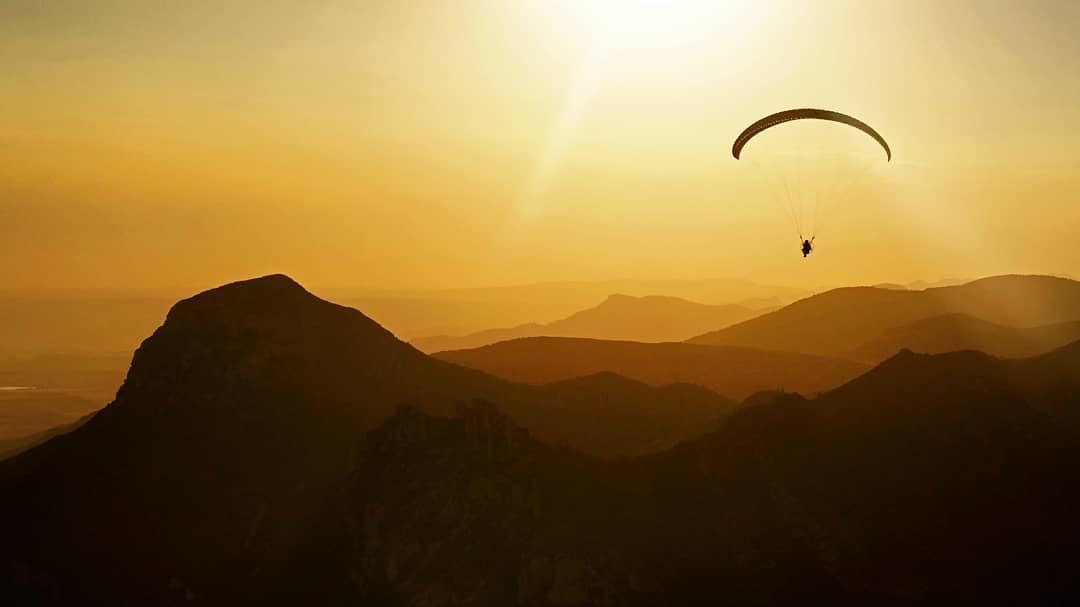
[{"xmin": 801, "ymin": 238, "xmax": 813, "ymax": 258}]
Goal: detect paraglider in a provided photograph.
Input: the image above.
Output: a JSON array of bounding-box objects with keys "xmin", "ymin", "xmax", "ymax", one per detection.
[{"xmin": 732, "ymin": 108, "xmax": 890, "ymax": 257}]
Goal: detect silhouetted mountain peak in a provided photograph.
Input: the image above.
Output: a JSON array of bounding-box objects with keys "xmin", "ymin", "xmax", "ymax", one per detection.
[
  {"xmin": 823, "ymin": 347, "xmax": 1013, "ymax": 422},
  {"xmin": 163, "ymin": 274, "xmax": 393, "ymax": 340},
  {"xmin": 114, "ymin": 274, "xmax": 413, "ymax": 419},
  {"xmin": 168, "ymin": 274, "xmax": 306, "ymax": 315},
  {"xmin": 851, "ymin": 347, "xmax": 999, "ymax": 385},
  {"xmin": 81, "ymin": 274, "xmax": 739, "ymax": 465}
]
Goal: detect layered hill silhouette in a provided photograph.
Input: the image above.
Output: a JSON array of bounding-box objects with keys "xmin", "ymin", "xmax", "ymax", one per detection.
[
  {"xmin": 434, "ymin": 337, "xmax": 868, "ymax": 400},
  {"xmin": 690, "ymin": 275, "xmax": 1080, "ymax": 360},
  {"xmin": 0, "ymin": 275, "xmax": 739, "ymax": 602},
  {"xmin": 412, "ymin": 294, "xmax": 769, "ymax": 353},
  {"xmin": 3, "ymin": 270, "xmax": 1079, "ymax": 604},
  {"xmin": 20, "ymin": 276, "xmax": 736, "ymax": 459},
  {"xmin": 851, "ymin": 313, "xmax": 1080, "ymax": 362},
  {"xmin": 290, "ymin": 341, "xmax": 1080, "ymax": 604},
  {"xmin": 331, "ymin": 278, "xmax": 804, "ymax": 339}
]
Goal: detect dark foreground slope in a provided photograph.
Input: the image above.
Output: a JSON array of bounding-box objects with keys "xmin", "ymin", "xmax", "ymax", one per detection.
[
  {"xmin": 293, "ymin": 345, "xmax": 1080, "ymax": 605},
  {"xmin": 3, "ymin": 275, "xmax": 1080, "ymax": 605},
  {"xmin": 435, "ymin": 336, "xmax": 868, "ymax": 400},
  {"xmin": 284, "ymin": 402, "xmax": 844, "ymax": 606},
  {"xmin": 690, "ymin": 274, "xmax": 1080, "ymax": 359}
]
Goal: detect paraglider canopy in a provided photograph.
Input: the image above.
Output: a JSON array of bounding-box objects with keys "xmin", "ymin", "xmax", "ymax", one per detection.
[{"xmin": 732, "ymin": 108, "xmax": 891, "ymax": 161}]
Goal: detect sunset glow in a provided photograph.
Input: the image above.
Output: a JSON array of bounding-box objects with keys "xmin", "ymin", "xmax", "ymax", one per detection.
[
  {"xmin": 5, "ymin": 4, "xmax": 1080, "ymax": 603},
  {"xmin": 2, "ymin": 1, "xmax": 1079, "ymax": 290}
]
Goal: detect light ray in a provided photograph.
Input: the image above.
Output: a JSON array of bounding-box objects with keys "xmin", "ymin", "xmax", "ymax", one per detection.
[{"xmin": 516, "ymin": 43, "xmax": 608, "ymax": 224}]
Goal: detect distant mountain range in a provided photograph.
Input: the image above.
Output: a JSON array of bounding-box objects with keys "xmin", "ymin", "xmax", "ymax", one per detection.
[
  {"xmin": 329, "ymin": 277, "xmax": 805, "ymax": 309},
  {"xmin": 0, "ymin": 279, "xmax": 803, "ymax": 357},
  {"xmin": 330, "ymin": 278, "xmax": 803, "ymax": 339},
  {"xmin": 420, "ymin": 274, "xmax": 1080, "ymax": 366},
  {"xmin": 5, "ymin": 274, "xmax": 1078, "ymax": 452},
  {"xmin": 689, "ymin": 275, "xmax": 1080, "ymax": 360},
  {"xmin": 3, "ymin": 274, "xmax": 1080, "ymax": 603},
  {"xmin": 434, "ymin": 337, "xmax": 867, "ymax": 400},
  {"xmin": 1, "ymin": 276, "xmax": 736, "ymax": 462},
  {"xmin": 412, "ymin": 294, "xmax": 771, "ymax": 353},
  {"xmin": 851, "ymin": 313, "xmax": 1080, "ymax": 362}
]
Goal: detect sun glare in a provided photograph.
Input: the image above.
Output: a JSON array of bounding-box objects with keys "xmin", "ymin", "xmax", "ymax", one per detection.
[
  {"xmin": 517, "ymin": 1, "xmax": 764, "ymax": 224},
  {"xmin": 565, "ymin": 0, "xmax": 754, "ymax": 54}
]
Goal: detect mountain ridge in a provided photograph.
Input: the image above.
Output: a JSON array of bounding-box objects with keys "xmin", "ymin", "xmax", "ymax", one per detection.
[
  {"xmin": 434, "ymin": 336, "xmax": 869, "ymax": 400},
  {"xmin": 4, "ymin": 275, "xmax": 1080, "ymax": 604},
  {"xmin": 411, "ymin": 293, "xmax": 768, "ymax": 353},
  {"xmin": 849, "ymin": 313, "xmax": 1080, "ymax": 362},
  {"xmin": 689, "ymin": 274, "xmax": 1080, "ymax": 359}
]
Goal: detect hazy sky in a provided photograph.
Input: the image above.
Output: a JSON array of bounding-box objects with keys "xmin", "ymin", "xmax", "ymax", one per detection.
[{"xmin": 3, "ymin": 0, "xmax": 1079, "ymax": 290}]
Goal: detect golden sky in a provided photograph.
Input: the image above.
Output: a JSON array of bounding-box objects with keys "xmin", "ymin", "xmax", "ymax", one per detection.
[{"xmin": 3, "ymin": 0, "xmax": 1079, "ymax": 290}]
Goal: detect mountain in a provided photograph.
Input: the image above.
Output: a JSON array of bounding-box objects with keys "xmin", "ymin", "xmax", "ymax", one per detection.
[
  {"xmin": 689, "ymin": 275, "xmax": 1080, "ymax": 359},
  {"xmin": 298, "ymin": 344, "xmax": 1080, "ymax": 605},
  {"xmin": 851, "ymin": 313, "xmax": 1080, "ymax": 362},
  {"xmin": 6, "ymin": 274, "xmax": 1080, "ymax": 604},
  {"xmin": 44, "ymin": 276, "xmax": 737, "ymax": 458},
  {"xmin": 326, "ymin": 278, "xmax": 806, "ymax": 339},
  {"xmin": 7, "ymin": 338, "xmax": 1079, "ymax": 603},
  {"xmin": 0, "ymin": 281, "xmax": 800, "ymax": 361},
  {"xmin": 434, "ymin": 337, "xmax": 868, "ymax": 400},
  {"xmin": 0, "ymin": 274, "xmax": 739, "ymax": 603},
  {"xmin": 411, "ymin": 294, "xmax": 768, "ymax": 353},
  {"xmin": 668, "ymin": 345, "xmax": 1080, "ymax": 603}
]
